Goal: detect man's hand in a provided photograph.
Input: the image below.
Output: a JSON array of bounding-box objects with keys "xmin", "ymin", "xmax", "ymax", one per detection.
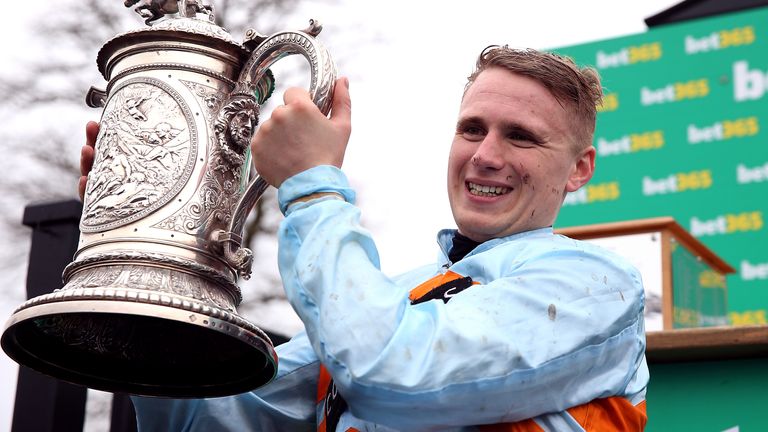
[
  {"xmin": 250, "ymin": 77, "xmax": 351, "ymax": 188},
  {"xmin": 79, "ymin": 121, "xmax": 99, "ymax": 201}
]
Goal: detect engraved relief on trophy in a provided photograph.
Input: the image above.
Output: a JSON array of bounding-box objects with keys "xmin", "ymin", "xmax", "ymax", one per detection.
[
  {"xmin": 154, "ymin": 81, "xmax": 248, "ymax": 235},
  {"xmin": 82, "ymin": 78, "xmax": 198, "ymax": 232},
  {"xmin": 181, "ymin": 79, "xmax": 225, "ymax": 120},
  {"xmin": 216, "ymin": 96, "xmax": 259, "ymax": 167},
  {"xmin": 65, "ymin": 264, "xmax": 236, "ymax": 312}
]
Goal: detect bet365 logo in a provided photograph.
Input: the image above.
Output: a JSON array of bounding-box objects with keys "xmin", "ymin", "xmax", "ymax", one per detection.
[{"xmin": 734, "ymin": 61, "xmax": 768, "ymax": 101}]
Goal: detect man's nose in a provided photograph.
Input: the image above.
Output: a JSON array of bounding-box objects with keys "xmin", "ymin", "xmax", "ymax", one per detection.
[{"xmin": 471, "ymin": 132, "xmax": 505, "ymax": 170}]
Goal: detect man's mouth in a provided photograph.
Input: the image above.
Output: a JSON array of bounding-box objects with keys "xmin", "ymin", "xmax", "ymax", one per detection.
[{"xmin": 467, "ymin": 182, "xmax": 511, "ymax": 197}]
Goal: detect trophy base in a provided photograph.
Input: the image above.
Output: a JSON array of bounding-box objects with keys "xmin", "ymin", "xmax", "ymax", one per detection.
[{"xmin": 1, "ymin": 288, "xmax": 277, "ymax": 398}]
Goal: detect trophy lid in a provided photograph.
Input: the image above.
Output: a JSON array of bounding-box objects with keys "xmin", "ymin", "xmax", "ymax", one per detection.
[{"xmin": 96, "ymin": 1, "xmax": 251, "ymax": 80}]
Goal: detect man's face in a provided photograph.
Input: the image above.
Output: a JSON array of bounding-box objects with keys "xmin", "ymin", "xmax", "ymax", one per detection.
[
  {"xmin": 231, "ymin": 109, "xmax": 255, "ymax": 148},
  {"xmin": 447, "ymin": 67, "xmax": 595, "ymax": 242}
]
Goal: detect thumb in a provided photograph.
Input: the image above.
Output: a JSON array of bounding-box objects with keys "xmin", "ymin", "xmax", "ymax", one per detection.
[{"xmin": 330, "ymin": 77, "xmax": 351, "ymax": 128}]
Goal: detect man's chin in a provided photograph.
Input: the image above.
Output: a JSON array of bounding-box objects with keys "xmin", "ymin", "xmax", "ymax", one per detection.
[{"xmin": 455, "ymin": 220, "xmax": 500, "ymax": 243}]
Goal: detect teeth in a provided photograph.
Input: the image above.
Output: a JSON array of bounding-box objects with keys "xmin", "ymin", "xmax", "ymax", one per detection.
[{"xmin": 468, "ymin": 182, "xmax": 511, "ymax": 197}]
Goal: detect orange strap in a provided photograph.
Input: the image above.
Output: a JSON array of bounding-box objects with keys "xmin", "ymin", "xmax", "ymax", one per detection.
[
  {"xmin": 567, "ymin": 398, "xmax": 647, "ymax": 431},
  {"xmin": 317, "ymin": 365, "xmax": 357, "ymax": 432},
  {"xmin": 479, "ymin": 397, "xmax": 646, "ymax": 431},
  {"xmin": 316, "ymin": 365, "xmax": 332, "ymax": 403},
  {"xmin": 409, "ymin": 270, "xmax": 479, "ymax": 303}
]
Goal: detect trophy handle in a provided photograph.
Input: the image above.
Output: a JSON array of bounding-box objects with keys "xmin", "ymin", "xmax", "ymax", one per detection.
[
  {"xmin": 216, "ymin": 19, "xmax": 338, "ymax": 278},
  {"xmin": 85, "ymin": 86, "xmax": 108, "ymax": 108}
]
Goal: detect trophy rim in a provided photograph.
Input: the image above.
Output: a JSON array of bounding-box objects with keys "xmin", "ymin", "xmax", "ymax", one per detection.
[{"xmin": 2, "ymin": 297, "xmax": 278, "ymax": 398}]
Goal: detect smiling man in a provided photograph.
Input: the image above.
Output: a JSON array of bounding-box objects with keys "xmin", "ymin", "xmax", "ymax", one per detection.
[{"xmin": 84, "ymin": 46, "xmax": 649, "ymax": 431}]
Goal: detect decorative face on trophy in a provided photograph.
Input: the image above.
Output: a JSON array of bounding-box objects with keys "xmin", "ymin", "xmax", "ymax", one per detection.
[{"xmin": 1, "ymin": 0, "xmax": 336, "ymax": 398}]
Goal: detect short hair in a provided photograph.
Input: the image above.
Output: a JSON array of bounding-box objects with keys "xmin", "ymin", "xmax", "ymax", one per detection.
[{"xmin": 465, "ymin": 45, "xmax": 603, "ymax": 151}]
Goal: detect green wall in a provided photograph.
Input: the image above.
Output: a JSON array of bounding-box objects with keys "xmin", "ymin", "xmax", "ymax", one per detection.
[
  {"xmin": 553, "ymin": 7, "xmax": 768, "ymax": 326},
  {"xmin": 647, "ymin": 358, "xmax": 767, "ymax": 431}
]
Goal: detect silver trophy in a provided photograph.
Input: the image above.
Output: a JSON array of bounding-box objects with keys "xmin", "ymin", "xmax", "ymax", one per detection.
[{"xmin": 1, "ymin": 0, "xmax": 336, "ymax": 397}]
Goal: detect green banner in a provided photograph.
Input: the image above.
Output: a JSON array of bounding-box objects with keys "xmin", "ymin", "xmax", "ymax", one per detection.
[
  {"xmin": 647, "ymin": 358, "xmax": 767, "ymax": 431},
  {"xmin": 553, "ymin": 7, "xmax": 768, "ymax": 326}
]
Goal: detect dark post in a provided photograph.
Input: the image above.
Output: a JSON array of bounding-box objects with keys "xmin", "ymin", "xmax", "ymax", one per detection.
[
  {"xmin": 11, "ymin": 200, "xmax": 87, "ymax": 432},
  {"xmin": 110, "ymin": 394, "xmax": 138, "ymax": 432}
]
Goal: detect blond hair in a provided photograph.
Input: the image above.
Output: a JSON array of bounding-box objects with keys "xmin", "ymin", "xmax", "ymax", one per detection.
[{"xmin": 466, "ymin": 45, "xmax": 603, "ymax": 151}]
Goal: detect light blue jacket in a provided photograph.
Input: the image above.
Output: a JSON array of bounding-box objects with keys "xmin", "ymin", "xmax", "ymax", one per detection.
[{"xmin": 132, "ymin": 166, "xmax": 648, "ymax": 431}]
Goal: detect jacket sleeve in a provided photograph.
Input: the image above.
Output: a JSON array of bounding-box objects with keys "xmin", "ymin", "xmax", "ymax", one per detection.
[
  {"xmin": 277, "ymin": 166, "xmax": 647, "ymax": 431},
  {"xmin": 130, "ymin": 332, "xmax": 319, "ymax": 431}
]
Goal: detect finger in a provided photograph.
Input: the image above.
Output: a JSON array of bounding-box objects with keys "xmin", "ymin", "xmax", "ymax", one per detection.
[
  {"xmin": 78, "ymin": 176, "xmax": 88, "ymax": 202},
  {"xmin": 283, "ymin": 86, "xmax": 312, "ymax": 106},
  {"xmin": 81, "ymin": 143, "xmax": 95, "ymax": 176},
  {"xmin": 330, "ymin": 77, "xmax": 351, "ymax": 129},
  {"xmin": 86, "ymin": 121, "xmax": 99, "ymax": 148}
]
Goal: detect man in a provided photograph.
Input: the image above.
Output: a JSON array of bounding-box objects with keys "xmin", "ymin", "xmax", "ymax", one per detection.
[{"xmin": 80, "ymin": 46, "xmax": 648, "ymax": 431}]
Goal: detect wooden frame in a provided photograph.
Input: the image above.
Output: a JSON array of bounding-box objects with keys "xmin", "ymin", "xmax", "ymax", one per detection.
[
  {"xmin": 646, "ymin": 325, "xmax": 768, "ymax": 363},
  {"xmin": 556, "ymin": 217, "xmax": 735, "ymax": 329}
]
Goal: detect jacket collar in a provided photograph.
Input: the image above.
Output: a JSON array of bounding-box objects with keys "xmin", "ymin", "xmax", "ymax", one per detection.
[{"xmin": 436, "ymin": 227, "xmax": 555, "ymax": 265}]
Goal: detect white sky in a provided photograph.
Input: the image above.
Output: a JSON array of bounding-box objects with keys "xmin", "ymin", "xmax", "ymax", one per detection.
[{"xmin": 0, "ymin": 1, "xmax": 677, "ymax": 430}]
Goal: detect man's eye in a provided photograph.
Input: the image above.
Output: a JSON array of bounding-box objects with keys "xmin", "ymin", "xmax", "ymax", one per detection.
[
  {"xmin": 507, "ymin": 131, "xmax": 539, "ymax": 147},
  {"xmin": 461, "ymin": 126, "xmax": 485, "ymax": 139},
  {"xmin": 508, "ymin": 131, "xmax": 532, "ymax": 141}
]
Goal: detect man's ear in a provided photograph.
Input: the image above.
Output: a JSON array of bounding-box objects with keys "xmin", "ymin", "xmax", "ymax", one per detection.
[{"xmin": 565, "ymin": 146, "xmax": 596, "ymax": 193}]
